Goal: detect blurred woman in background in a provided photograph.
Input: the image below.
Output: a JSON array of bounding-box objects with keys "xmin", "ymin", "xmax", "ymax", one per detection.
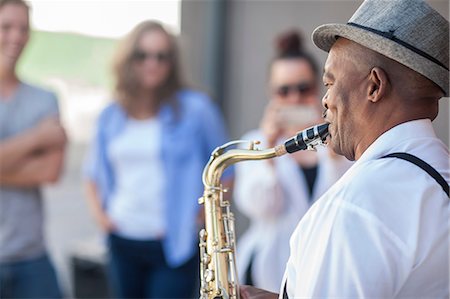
[
  {"xmin": 84, "ymin": 20, "xmax": 229, "ymax": 298},
  {"xmin": 234, "ymin": 30, "xmax": 351, "ymax": 292}
]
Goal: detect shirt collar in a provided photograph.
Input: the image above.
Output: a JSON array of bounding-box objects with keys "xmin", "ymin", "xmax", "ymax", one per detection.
[{"xmin": 356, "ymin": 119, "xmax": 436, "ymax": 164}]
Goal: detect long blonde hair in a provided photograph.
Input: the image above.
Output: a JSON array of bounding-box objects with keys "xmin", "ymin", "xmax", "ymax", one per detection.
[{"xmin": 112, "ymin": 20, "xmax": 184, "ymax": 112}]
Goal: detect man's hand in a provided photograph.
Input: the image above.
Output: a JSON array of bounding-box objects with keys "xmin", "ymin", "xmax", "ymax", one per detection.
[
  {"xmin": 0, "ymin": 116, "xmax": 67, "ymax": 175},
  {"xmin": 240, "ymin": 285, "xmax": 279, "ymax": 299},
  {"xmin": 32, "ymin": 117, "xmax": 67, "ymax": 151},
  {"xmin": 0, "ymin": 148, "xmax": 65, "ymax": 187}
]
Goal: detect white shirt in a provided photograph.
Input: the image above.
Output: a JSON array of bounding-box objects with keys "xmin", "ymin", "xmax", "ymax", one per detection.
[
  {"xmin": 234, "ymin": 129, "xmax": 352, "ymax": 292},
  {"xmin": 281, "ymin": 119, "xmax": 449, "ymax": 298},
  {"xmin": 107, "ymin": 118, "xmax": 166, "ymax": 240}
]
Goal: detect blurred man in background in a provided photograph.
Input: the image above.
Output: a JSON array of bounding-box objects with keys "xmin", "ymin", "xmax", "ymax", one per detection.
[{"xmin": 0, "ymin": 0, "xmax": 66, "ymax": 297}]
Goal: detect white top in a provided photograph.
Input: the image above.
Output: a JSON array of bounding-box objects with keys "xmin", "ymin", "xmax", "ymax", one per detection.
[
  {"xmin": 107, "ymin": 117, "xmax": 166, "ymax": 240},
  {"xmin": 234, "ymin": 129, "xmax": 352, "ymax": 292},
  {"xmin": 281, "ymin": 119, "xmax": 449, "ymax": 298}
]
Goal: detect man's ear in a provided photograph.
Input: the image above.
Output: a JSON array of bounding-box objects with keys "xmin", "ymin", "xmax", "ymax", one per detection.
[{"xmin": 367, "ymin": 67, "xmax": 389, "ymax": 103}]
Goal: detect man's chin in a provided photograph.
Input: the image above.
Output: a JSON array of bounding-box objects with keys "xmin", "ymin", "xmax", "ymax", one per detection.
[
  {"xmin": 2, "ymin": 55, "xmax": 20, "ymax": 68},
  {"xmin": 329, "ymin": 140, "xmax": 345, "ymax": 157}
]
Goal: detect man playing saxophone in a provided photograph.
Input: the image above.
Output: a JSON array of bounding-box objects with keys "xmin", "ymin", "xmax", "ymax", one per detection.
[{"xmin": 241, "ymin": 0, "xmax": 449, "ymax": 298}]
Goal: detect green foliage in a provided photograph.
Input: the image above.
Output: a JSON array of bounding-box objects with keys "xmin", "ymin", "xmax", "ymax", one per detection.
[{"xmin": 17, "ymin": 30, "xmax": 118, "ymax": 89}]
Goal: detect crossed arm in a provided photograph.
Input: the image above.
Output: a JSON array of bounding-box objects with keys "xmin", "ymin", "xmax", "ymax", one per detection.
[
  {"xmin": 240, "ymin": 285, "xmax": 278, "ymax": 299},
  {"xmin": 0, "ymin": 117, "xmax": 67, "ymax": 188}
]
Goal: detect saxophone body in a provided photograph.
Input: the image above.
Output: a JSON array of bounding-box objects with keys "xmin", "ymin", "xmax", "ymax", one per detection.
[{"xmin": 198, "ymin": 123, "xmax": 329, "ymax": 299}]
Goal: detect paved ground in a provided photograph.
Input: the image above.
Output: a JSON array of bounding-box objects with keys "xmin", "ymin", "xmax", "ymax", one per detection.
[{"xmin": 44, "ymin": 142, "xmax": 105, "ymax": 297}]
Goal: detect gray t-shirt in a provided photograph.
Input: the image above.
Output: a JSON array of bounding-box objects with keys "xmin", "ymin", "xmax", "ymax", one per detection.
[{"xmin": 0, "ymin": 82, "xmax": 59, "ymax": 262}]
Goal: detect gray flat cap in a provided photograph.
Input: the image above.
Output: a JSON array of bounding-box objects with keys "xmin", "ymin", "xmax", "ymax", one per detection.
[{"xmin": 312, "ymin": 0, "xmax": 449, "ymax": 96}]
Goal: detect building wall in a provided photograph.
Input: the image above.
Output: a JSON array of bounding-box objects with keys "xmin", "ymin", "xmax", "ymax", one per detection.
[{"xmin": 181, "ymin": 0, "xmax": 449, "ymax": 145}]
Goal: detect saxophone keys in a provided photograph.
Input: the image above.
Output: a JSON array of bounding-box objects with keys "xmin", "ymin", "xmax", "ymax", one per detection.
[
  {"xmin": 248, "ymin": 140, "xmax": 261, "ymax": 150},
  {"xmin": 199, "ymin": 229, "xmax": 207, "ymax": 241},
  {"xmin": 202, "ymin": 253, "xmax": 211, "ymax": 264},
  {"xmin": 205, "ymin": 269, "xmax": 215, "ymax": 282},
  {"xmin": 219, "ymin": 248, "xmax": 232, "ymax": 253}
]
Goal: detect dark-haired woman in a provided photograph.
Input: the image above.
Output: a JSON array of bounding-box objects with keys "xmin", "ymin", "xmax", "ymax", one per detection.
[
  {"xmin": 83, "ymin": 21, "xmax": 230, "ymax": 298},
  {"xmin": 234, "ymin": 30, "xmax": 351, "ymax": 292}
]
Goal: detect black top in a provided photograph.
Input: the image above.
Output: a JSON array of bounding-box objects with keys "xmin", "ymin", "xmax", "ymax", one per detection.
[{"xmin": 300, "ymin": 165, "xmax": 318, "ymax": 201}]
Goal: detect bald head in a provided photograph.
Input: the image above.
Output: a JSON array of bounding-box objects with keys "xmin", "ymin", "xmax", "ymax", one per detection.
[{"xmin": 332, "ymin": 38, "xmax": 442, "ymax": 120}]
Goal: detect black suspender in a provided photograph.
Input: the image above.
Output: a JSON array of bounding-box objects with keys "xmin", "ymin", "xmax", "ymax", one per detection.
[
  {"xmin": 282, "ymin": 280, "xmax": 289, "ymax": 299},
  {"xmin": 382, "ymin": 152, "xmax": 449, "ymax": 197}
]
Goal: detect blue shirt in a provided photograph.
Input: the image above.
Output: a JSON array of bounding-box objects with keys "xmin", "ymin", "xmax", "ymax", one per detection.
[{"xmin": 84, "ymin": 89, "xmax": 230, "ymax": 267}]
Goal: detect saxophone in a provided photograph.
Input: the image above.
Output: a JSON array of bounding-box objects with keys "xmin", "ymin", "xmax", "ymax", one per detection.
[{"xmin": 198, "ymin": 123, "xmax": 330, "ymax": 299}]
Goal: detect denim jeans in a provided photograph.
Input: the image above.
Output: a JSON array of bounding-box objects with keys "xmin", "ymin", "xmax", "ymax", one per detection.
[
  {"xmin": 0, "ymin": 254, "xmax": 62, "ymax": 299},
  {"xmin": 107, "ymin": 233, "xmax": 199, "ymax": 299}
]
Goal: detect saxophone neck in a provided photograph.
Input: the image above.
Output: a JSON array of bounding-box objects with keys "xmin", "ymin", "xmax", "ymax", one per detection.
[
  {"xmin": 202, "ymin": 122, "xmax": 329, "ymax": 188},
  {"xmin": 202, "ymin": 141, "xmax": 287, "ymax": 188}
]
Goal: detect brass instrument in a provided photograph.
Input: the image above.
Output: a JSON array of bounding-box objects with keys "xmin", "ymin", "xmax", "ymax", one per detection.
[{"xmin": 198, "ymin": 123, "xmax": 330, "ymax": 299}]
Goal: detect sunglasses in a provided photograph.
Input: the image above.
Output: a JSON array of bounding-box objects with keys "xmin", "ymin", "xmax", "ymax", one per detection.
[
  {"xmin": 132, "ymin": 50, "xmax": 171, "ymax": 63},
  {"xmin": 274, "ymin": 82, "xmax": 315, "ymax": 98}
]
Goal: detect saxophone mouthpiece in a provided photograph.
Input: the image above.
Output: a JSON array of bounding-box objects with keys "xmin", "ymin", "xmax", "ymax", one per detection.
[{"xmin": 284, "ymin": 123, "xmax": 330, "ymax": 153}]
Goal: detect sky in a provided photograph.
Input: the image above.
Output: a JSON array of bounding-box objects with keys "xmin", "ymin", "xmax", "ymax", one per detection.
[{"xmin": 28, "ymin": 0, "xmax": 181, "ymax": 38}]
